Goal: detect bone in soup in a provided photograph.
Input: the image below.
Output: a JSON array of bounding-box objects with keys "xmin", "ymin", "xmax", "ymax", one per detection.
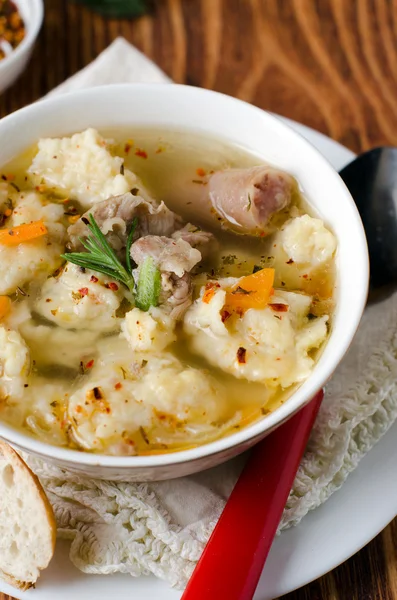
[{"xmin": 0, "ymin": 128, "xmax": 336, "ymax": 455}]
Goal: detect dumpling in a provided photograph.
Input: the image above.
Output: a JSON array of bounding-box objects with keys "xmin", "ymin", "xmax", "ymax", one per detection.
[
  {"xmin": 0, "ymin": 192, "xmax": 66, "ymax": 295},
  {"xmin": 67, "ymin": 338, "xmax": 227, "ymax": 454},
  {"xmin": 121, "ymin": 307, "xmax": 176, "ymax": 352},
  {"xmin": 28, "ymin": 128, "xmax": 149, "ymax": 209},
  {"xmin": 183, "ymin": 279, "xmax": 328, "ymax": 388},
  {"xmin": 280, "ymin": 214, "xmax": 336, "ymax": 266},
  {"xmin": 0, "ymin": 326, "xmax": 30, "ymax": 400},
  {"xmin": 34, "ymin": 263, "xmax": 127, "ymax": 333}
]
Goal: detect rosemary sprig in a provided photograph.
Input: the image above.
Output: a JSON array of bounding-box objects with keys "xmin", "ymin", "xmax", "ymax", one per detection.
[
  {"xmin": 61, "ymin": 214, "xmax": 136, "ymax": 295},
  {"xmin": 126, "ymin": 217, "xmax": 138, "ymax": 274}
]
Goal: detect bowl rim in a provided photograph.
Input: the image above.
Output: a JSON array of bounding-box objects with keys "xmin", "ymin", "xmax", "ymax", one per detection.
[
  {"xmin": 0, "ymin": 83, "xmax": 369, "ymax": 468},
  {"xmin": 0, "ymin": 0, "xmax": 44, "ymax": 70}
]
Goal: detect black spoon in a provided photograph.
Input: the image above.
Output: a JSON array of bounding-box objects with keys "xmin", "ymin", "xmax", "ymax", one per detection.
[{"xmin": 339, "ymin": 147, "xmax": 397, "ymax": 300}]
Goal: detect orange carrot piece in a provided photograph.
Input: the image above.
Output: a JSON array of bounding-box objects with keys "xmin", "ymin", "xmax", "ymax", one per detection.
[
  {"xmin": 0, "ymin": 220, "xmax": 47, "ymax": 246},
  {"xmin": 225, "ymin": 268, "xmax": 275, "ymax": 312},
  {"xmin": 0, "ymin": 296, "xmax": 11, "ymax": 320}
]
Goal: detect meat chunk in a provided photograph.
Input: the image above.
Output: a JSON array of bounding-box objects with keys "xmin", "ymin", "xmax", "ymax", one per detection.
[
  {"xmin": 171, "ymin": 224, "xmax": 219, "ymax": 261},
  {"xmin": 131, "ymin": 236, "xmax": 201, "ymax": 277},
  {"xmin": 206, "ymin": 165, "xmax": 297, "ymax": 235},
  {"xmin": 161, "ymin": 272, "xmax": 193, "ymax": 320},
  {"xmin": 67, "ymin": 193, "xmax": 184, "ymax": 252},
  {"xmin": 130, "ymin": 236, "xmax": 201, "ymax": 319}
]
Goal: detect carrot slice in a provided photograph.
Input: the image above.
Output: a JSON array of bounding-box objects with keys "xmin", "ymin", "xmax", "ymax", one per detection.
[
  {"xmin": 225, "ymin": 268, "xmax": 275, "ymax": 312},
  {"xmin": 0, "ymin": 296, "xmax": 11, "ymax": 320},
  {"xmin": 0, "ymin": 220, "xmax": 47, "ymax": 246}
]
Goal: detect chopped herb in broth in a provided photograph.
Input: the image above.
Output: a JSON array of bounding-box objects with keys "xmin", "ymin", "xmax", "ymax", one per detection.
[{"xmin": 0, "ymin": 128, "xmax": 336, "ymax": 455}]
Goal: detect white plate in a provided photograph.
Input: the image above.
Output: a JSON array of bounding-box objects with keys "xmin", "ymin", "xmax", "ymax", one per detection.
[{"xmin": 2, "ymin": 120, "xmax": 396, "ymax": 600}]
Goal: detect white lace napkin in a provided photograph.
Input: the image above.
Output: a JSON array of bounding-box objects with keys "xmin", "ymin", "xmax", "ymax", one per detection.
[{"xmin": 24, "ymin": 37, "xmax": 397, "ymax": 589}]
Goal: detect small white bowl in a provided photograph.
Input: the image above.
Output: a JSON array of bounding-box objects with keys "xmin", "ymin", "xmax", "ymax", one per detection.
[
  {"xmin": 0, "ymin": 84, "xmax": 369, "ymax": 480},
  {"xmin": 0, "ymin": 0, "xmax": 44, "ymax": 94}
]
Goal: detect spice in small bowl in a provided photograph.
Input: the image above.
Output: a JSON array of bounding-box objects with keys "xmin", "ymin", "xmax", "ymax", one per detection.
[{"xmin": 0, "ymin": 0, "xmax": 25, "ymax": 60}]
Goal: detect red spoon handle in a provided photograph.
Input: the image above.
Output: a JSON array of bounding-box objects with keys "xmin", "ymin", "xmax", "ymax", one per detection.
[{"xmin": 181, "ymin": 391, "xmax": 324, "ymax": 600}]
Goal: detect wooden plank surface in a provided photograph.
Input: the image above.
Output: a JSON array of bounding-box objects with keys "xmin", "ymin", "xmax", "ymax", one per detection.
[{"xmin": 1, "ymin": 0, "xmax": 396, "ymax": 598}]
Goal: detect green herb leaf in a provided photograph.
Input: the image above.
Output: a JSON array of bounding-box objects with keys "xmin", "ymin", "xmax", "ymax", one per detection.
[
  {"xmin": 135, "ymin": 256, "xmax": 161, "ymax": 311},
  {"xmin": 126, "ymin": 217, "xmax": 138, "ymax": 274},
  {"xmin": 61, "ymin": 214, "xmax": 136, "ymax": 295}
]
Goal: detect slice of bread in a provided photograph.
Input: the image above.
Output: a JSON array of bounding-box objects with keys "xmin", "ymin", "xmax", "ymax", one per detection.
[{"xmin": 0, "ymin": 440, "xmax": 56, "ymax": 590}]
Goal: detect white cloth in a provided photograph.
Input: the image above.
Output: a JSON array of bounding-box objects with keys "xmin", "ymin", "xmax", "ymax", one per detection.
[{"xmin": 24, "ymin": 37, "xmax": 397, "ymax": 589}]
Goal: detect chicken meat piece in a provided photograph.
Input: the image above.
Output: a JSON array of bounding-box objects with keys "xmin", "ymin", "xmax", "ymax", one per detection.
[
  {"xmin": 171, "ymin": 224, "xmax": 219, "ymax": 261},
  {"xmin": 67, "ymin": 193, "xmax": 184, "ymax": 252},
  {"xmin": 130, "ymin": 235, "xmax": 201, "ymax": 319},
  {"xmin": 130, "ymin": 236, "xmax": 201, "ymax": 277},
  {"xmin": 205, "ymin": 165, "xmax": 297, "ymax": 235}
]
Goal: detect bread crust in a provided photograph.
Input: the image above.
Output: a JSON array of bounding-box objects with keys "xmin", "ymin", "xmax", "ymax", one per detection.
[{"xmin": 0, "ymin": 440, "xmax": 56, "ymax": 590}]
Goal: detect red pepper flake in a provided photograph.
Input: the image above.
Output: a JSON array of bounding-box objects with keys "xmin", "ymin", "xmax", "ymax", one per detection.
[
  {"xmin": 269, "ymin": 303, "xmax": 289, "ymax": 312},
  {"xmin": 202, "ymin": 281, "xmax": 220, "ymax": 304},
  {"xmin": 259, "ymin": 231, "xmax": 266, "ymax": 237},
  {"xmin": 221, "ymin": 309, "xmax": 231, "ymax": 323},
  {"xmin": 135, "ymin": 148, "xmax": 148, "ymax": 159},
  {"xmin": 196, "ymin": 167, "xmax": 206, "ymax": 177},
  {"xmin": 90, "ymin": 275, "xmax": 98, "ymax": 283},
  {"xmin": 302, "ymin": 274, "xmax": 308, "ymax": 279},
  {"xmin": 237, "ymin": 347, "xmax": 247, "ymax": 364},
  {"xmin": 106, "ymin": 282, "xmax": 119, "ymax": 291},
  {"xmin": 286, "ymin": 258, "xmax": 294, "ymax": 265},
  {"xmin": 85, "ymin": 359, "xmax": 95, "ymax": 369},
  {"xmin": 78, "ymin": 287, "xmax": 89, "ymax": 296},
  {"xmin": 115, "ymin": 382, "xmax": 122, "ymax": 390}
]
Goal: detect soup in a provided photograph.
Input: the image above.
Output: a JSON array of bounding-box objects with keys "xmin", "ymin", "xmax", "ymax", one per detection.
[{"xmin": 0, "ymin": 128, "xmax": 336, "ymax": 455}]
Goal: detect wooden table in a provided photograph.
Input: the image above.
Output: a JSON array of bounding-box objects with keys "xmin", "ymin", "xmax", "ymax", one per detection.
[{"xmin": 1, "ymin": 0, "xmax": 396, "ymax": 598}]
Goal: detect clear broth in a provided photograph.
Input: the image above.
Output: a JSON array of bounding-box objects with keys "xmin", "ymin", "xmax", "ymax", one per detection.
[{"xmin": 0, "ymin": 128, "xmax": 335, "ymax": 454}]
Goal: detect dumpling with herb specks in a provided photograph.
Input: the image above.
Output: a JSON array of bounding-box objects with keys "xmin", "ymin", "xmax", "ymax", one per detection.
[
  {"xmin": 0, "ymin": 192, "xmax": 66, "ymax": 295},
  {"xmin": 0, "ymin": 326, "xmax": 30, "ymax": 401},
  {"xmin": 34, "ymin": 263, "xmax": 127, "ymax": 333},
  {"xmin": 67, "ymin": 337, "xmax": 228, "ymax": 455},
  {"xmin": 184, "ymin": 279, "xmax": 328, "ymax": 388},
  {"xmin": 28, "ymin": 129, "xmax": 149, "ymax": 209}
]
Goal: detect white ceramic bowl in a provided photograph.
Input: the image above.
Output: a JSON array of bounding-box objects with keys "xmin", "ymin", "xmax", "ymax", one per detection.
[
  {"xmin": 0, "ymin": 84, "xmax": 369, "ymax": 480},
  {"xmin": 0, "ymin": 0, "xmax": 43, "ymax": 94}
]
